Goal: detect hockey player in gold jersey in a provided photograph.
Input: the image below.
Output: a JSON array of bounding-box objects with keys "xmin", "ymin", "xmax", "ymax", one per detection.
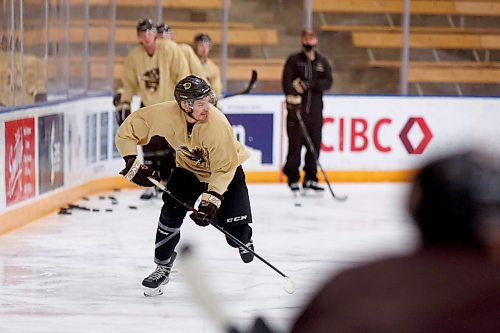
[
  {"xmin": 116, "ymin": 18, "xmax": 190, "ymax": 200},
  {"xmin": 115, "ymin": 75, "xmax": 255, "ymax": 296},
  {"xmin": 192, "ymin": 33, "xmax": 222, "ymax": 97}
]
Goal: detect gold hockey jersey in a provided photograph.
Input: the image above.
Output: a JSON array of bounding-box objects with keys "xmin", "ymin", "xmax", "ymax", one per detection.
[
  {"xmin": 178, "ymin": 43, "xmax": 222, "ymax": 97},
  {"xmin": 120, "ymin": 39, "xmax": 189, "ymax": 106},
  {"xmin": 115, "ymin": 101, "xmax": 250, "ymax": 195}
]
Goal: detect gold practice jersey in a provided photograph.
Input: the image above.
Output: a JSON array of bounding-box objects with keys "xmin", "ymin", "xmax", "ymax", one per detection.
[
  {"xmin": 178, "ymin": 43, "xmax": 222, "ymax": 97},
  {"xmin": 115, "ymin": 101, "xmax": 250, "ymax": 195},
  {"xmin": 120, "ymin": 39, "xmax": 189, "ymax": 106}
]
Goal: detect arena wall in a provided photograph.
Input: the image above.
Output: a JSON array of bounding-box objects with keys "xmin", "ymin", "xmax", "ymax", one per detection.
[{"xmin": 1, "ymin": 95, "xmax": 500, "ymax": 233}]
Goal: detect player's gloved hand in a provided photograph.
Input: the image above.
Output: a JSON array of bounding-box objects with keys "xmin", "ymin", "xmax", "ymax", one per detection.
[
  {"xmin": 112, "ymin": 92, "xmax": 122, "ymax": 107},
  {"xmin": 115, "ymin": 102, "xmax": 131, "ymax": 125},
  {"xmin": 292, "ymin": 78, "xmax": 310, "ymax": 94},
  {"xmin": 119, "ymin": 155, "xmax": 160, "ymax": 187},
  {"xmin": 190, "ymin": 191, "xmax": 223, "ymax": 227}
]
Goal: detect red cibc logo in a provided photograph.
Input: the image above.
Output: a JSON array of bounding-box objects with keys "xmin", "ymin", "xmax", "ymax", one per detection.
[
  {"xmin": 321, "ymin": 116, "xmax": 432, "ymax": 154},
  {"xmin": 399, "ymin": 117, "xmax": 433, "ymax": 155}
]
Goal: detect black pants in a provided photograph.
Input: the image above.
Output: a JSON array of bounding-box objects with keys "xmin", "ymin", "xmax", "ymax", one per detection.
[
  {"xmin": 283, "ymin": 109, "xmax": 323, "ymax": 184},
  {"xmin": 142, "ymin": 136, "xmax": 175, "ymax": 182},
  {"xmin": 153, "ymin": 166, "xmax": 253, "ymax": 265}
]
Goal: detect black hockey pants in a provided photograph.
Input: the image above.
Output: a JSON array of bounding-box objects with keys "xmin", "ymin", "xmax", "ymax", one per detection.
[
  {"xmin": 153, "ymin": 166, "xmax": 253, "ymax": 265},
  {"xmin": 283, "ymin": 108, "xmax": 323, "ymax": 184}
]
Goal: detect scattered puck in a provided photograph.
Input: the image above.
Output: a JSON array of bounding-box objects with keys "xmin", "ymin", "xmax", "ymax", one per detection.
[
  {"xmin": 108, "ymin": 196, "xmax": 117, "ymax": 201},
  {"xmin": 113, "ymin": 188, "xmax": 121, "ymax": 192},
  {"xmin": 82, "ymin": 196, "xmax": 90, "ymax": 201},
  {"xmin": 111, "ymin": 200, "xmax": 118, "ymax": 205},
  {"xmin": 294, "ymin": 203, "xmax": 302, "ymax": 207},
  {"xmin": 105, "ymin": 208, "xmax": 113, "ymax": 212},
  {"xmin": 98, "ymin": 196, "xmax": 106, "ymax": 200},
  {"xmin": 92, "ymin": 208, "xmax": 100, "ymax": 212},
  {"xmin": 128, "ymin": 205, "xmax": 138, "ymax": 210},
  {"xmin": 58, "ymin": 208, "xmax": 72, "ymax": 215}
]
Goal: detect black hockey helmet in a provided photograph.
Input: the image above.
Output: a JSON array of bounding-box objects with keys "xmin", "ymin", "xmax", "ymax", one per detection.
[
  {"xmin": 194, "ymin": 33, "xmax": 211, "ymax": 44},
  {"xmin": 174, "ymin": 75, "xmax": 214, "ymax": 112},
  {"xmin": 136, "ymin": 18, "xmax": 156, "ymax": 33},
  {"xmin": 409, "ymin": 150, "xmax": 500, "ymax": 247},
  {"xmin": 156, "ymin": 22, "xmax": 171, "ymax": 34}
]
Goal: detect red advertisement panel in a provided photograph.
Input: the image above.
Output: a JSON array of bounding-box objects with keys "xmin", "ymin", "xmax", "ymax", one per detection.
[{"xmin": 5, "ymin": 118, "xmax": 36, "ymax": 206}]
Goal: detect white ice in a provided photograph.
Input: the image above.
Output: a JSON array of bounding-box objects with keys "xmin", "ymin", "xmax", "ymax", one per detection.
[{"xmin": 0, "ymin": 183, "xmax": 418, "ymax": 333}]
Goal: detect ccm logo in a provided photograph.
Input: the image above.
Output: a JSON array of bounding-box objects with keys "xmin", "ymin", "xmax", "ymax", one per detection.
[{"xmin": 226, "ymin": 215, "xmax": 248, "ymax": 223}]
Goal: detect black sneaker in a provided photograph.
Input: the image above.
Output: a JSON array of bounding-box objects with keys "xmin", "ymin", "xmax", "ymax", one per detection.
[
  {"xmin": 142, "ymin": 252, "xmax": 177, "ymax": 296},
  {"xmin": 238, "ymin": 240, "xmax": 254, "ymax": 263},
  {"xmin": 303, "ymin": 180, "xmax": 325, "ymax": 193}
]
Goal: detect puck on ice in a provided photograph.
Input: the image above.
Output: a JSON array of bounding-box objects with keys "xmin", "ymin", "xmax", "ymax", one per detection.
[
  {"xmin": 294, "ymin": 203, "xmax": 302, "ymax": 207},
  {"xmin": 128, "ymin": 205, "xmax": 138, "ymax": 210}
]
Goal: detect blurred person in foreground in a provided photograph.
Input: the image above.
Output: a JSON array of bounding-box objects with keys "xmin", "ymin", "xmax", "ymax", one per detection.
[{"xmin": 290, "ymin": 149, "xmax": 500, "ymax": 333}]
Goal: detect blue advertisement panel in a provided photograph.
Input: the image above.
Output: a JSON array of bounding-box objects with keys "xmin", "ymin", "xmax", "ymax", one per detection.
[
  {"xmin": 38, "ymin": 114, "xmax": 65, "ymax": 194},
  {"xmin": 86, "ymin": 114, "xmax": 97, "ymax": 164},
  {"xmin": 225, "ymin": 113, "xmax": 274, "ymax": 164},
  {"xmin": 100, "ymin": 112, "xmax": 109, "ymax": 161}
]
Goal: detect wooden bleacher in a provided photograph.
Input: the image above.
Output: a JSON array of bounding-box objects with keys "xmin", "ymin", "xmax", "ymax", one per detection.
[
  {"xmin": 46, "ymin": 57, "xmax": 284, "ymax": 82},
  {"xmin": 69, "ymin": 0, "xmax": 229, "ymax": 9},
  {"xmin": 351, "ymin": 31, "xmax": 500, "ymax": 49},
  {"xmin": 22, "ymin": 26, "xmax": 278, "ymax": 46},
  {"xmin": 313, "ymin": 0, "xmax": 500, "ymax": 16},
  {"xmin": 367, "ymin": 60, "xmax": 500, "ymax": 83},
  {"xmin": 321, "ymin": 24, "xmax": 500, "ymax": 34}
]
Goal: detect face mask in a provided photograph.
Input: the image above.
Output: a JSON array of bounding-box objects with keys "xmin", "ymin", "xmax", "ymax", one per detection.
[{"xmin": 302, "ymin": 43, "xmax": 316, "ymax": 52}]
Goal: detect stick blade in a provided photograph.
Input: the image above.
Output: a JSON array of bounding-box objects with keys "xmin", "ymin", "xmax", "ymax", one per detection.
[
  {"xmin": 334, "ymin": 194, "xmax": 348, "ymax": 202},
  {"xmin": 147, "ymin": 177, "xmax": 165, "ymax": 190}
]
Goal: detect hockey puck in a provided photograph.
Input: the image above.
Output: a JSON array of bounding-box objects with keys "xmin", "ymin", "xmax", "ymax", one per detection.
[
  {"xmin": 98, "ymin": 196, "xmax": 106, "ymax": 200},
  {"xmin": 294, "ymin": 203, "xmax": 302, "ymax": 207},
  {"xmin": 92, "ymin": 208, "xmax": 100, "ymax": 212},
  {"xmin": 128, "ymin": 205, "xmax": 138, "ymax": 210},
  {"xmin": 58, "ymin": 208, "xmax": 72, "ymax": 215},
  {"xmin": 105, "ymin": 208, "xmax": 113, "ymax": 212}
]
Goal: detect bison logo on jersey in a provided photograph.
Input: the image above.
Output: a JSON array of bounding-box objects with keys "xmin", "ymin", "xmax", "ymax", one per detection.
[
  {"xmin": 178, "ymin": 145, "xmax": 209, "ymax": 168},
  {"xmin": 141, "ymin": 68, "xmax": 160, "ymax": 92}
]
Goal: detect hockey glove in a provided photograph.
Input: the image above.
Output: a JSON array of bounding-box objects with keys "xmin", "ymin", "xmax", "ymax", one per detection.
[
  {"xmin": 119, "ymin": 155, "xmax": 161, "ymax": 187},
  {"xmin": 190, "ymin": 191, "xmax": 223, "ymax": 227},
  {"xmin": 115, "ymin": 102, "xmax": 131, "ymax": 125},
  {"xmin": 292, "ymin": 78, "xmax": 310, "ymax": 94}
]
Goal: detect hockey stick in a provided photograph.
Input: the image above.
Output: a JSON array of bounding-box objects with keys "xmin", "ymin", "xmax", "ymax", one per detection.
[
  {"xmin": 294, "ymin": 109, "xmax": 348, "ymax": 202},
  {"xmin": 147, "ymin": 177, "xmax": 296, "ymax": 294},
  {"xmin": 181, "ymin": 245, "xmax": 274, "ymax": 333},
  {"xmin": 222, "ymin": 69, "xmax": 258, "ymax": 99}
]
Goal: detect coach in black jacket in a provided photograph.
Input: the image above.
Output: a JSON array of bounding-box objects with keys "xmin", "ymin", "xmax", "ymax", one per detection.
[{"xmin": 282, "ymin": 28, "xmax": 333, "ymax": 194}]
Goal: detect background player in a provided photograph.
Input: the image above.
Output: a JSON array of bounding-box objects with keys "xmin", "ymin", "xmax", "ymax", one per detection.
[{"xmin": 115, "ymin": 18, "xmax": 189, "ymax": 199}]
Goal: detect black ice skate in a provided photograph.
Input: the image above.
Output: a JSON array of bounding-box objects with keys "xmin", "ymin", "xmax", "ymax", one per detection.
[
  {"xmin": 140, "ymin": 187, "xmax": 157, "ymax": 200},
  {"xmin": 288, "ymin": 182, "xmax": 300, "ymax": 197},
  {"xmin": 142, "ymin": 252, "xmax": 177, "ymax": 297},
  {"xmin": 238, "ymin": 240, "xmax": 254, "ymax": 263},
  {"xmin": 302, "ymin": 180, "xmax": 324, "ymax": 196}
]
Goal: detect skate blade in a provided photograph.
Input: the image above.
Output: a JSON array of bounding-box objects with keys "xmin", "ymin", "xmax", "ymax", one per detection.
[
  {"xmin": 143, "ymin": 285, "xmax": 165, "ymax": 297},
  {"xmin": 301, "ymin": 189, "xmax": 324, "ymax": 197}
]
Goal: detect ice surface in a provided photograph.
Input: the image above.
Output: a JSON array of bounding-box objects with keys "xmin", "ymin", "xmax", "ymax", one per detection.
[{"xmin": 0, "ymin": 183, "xmax": 417, "ymax": 333}]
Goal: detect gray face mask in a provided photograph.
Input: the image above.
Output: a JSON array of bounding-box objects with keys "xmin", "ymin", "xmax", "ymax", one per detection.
[{"xmin": 302, "ymin": 43, "xmax": 316, "ymax": 52}]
